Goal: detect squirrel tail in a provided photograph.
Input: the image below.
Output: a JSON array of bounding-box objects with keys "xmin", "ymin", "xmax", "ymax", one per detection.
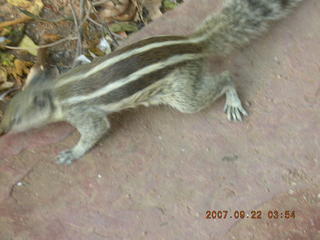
[{"xmin": 193, "ymin": 0, "xmax": 303, "ymax": 55}]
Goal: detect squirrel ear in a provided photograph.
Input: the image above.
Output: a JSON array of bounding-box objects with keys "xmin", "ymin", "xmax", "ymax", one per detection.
[
  {"xmin": 24, "ymin": 47, "xmax": 59, "ymax": 89},
  {"xmin": 24, "ymin": 65, "xmax": 59, "ymax": 89}
]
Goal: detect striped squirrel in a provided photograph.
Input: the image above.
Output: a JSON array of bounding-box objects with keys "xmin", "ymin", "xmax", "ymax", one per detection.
[{"xmin": 0, "ymin": 0, "xmax": 303, "ymax": 164}]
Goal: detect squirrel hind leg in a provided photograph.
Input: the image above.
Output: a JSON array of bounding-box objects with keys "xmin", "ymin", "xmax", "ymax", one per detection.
[
  {"xmin": 164, "ymin": 69, "xmax": 247, "ymax": 121},
  {"xmin": 56, "ymin": 109, "xmax": 110, "ymax": 164}
]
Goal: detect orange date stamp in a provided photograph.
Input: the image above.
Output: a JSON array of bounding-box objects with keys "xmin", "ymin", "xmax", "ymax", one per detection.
[{"xmin": 205, "ymin": 210, "xmax": 295, "ymax": 220}]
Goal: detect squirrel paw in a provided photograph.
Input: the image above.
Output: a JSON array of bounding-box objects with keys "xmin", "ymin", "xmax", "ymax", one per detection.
[
  {"xmin": 56, "ymin": 150, "xmax": 78, "ymax": 165},
  {"xmin": 224, "ymin": 88, "xmax": 248, "ymax": 121},
  {"xmin": 224, "ymin": 103, "xmax": 247, "ymax": 121}
]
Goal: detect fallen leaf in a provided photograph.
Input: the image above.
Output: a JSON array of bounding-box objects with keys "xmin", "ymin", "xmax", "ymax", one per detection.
[
  {"xmin": 96, "ymin": 0, "xmax": 138, "ymax": 22},
  {"xmin": 0, "ymin": 16, "xmax": 32, "ymax": 29},
  {"xmin": 0, "ymin": 67, "xmax": 8, "ymax": 84},
  {"xmin": 7, "ymin": 0, "xmax": 44, "ymax": 16},
  {"xmin": 109, "ymin": 22, "xmax": 139, "ymax": 33},
  {"xmin": 162, "ymin": 0, "xmax": 178, "ymax": 10},
  {"xmin": 0, "ymin": 81, "xmax": 14, "ymax": 91},
  {"xmin": 141, "ymin": 0, "xmax": 162, "ymax": 19},
  {"xmin": 0, "ymin": 67, "xmax": 14, "ymax": 91},
  {"xmin": 7, "ymin": 0, "xmax": 31, "ymax": 9},
  {"xmin": 12, "ymin": 59, "xmax": 32, "ymax": 86},
  {"xmin": 14, "ymin": 59, "xmax": 32, "ymax": 77},
  {"xmin": 42, "ymin": 34, "xmax": 62, "ymax": 42},
  {"xmin": 0, "ymin": 25, "xmax": 25, "ymax": 46},
  {"xmin": 0, "ymin": 53, "xmax": 15, "ymax": 66},
  {"xmin": 18, "ymin": 35, "xmax": 38, "ymax": 56},
  {"xmin": 0, "ymin": 27, "xmax": 12, "ymax": 37},
  {"xmin": 0, "ymin": 56, "xmax": 33, "ymax": 88}
]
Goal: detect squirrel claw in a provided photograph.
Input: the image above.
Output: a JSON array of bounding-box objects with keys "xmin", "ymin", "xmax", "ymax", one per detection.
[
  {"xmin": 224, "ymin": 104, "xmax": 248, "ymax": 122},
  {"xmin": 224, "ymin": 87, "xmax": 248, "ymax": 122},
  {"xmin": 224, "ymin": 102, "xmax": 248, "ymax": 122}
]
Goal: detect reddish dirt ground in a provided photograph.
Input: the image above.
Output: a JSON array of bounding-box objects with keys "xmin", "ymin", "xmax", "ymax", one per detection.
[{"xmin": 0, "ymin": 0, "xmax": 319, "ymax": 239}]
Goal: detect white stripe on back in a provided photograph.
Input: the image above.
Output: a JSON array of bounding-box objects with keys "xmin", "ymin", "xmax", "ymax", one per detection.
[
  {"xmin": 62, "ymin": 53, "xmax": 204, "ymax": 105},
  {"xmin": 56, "ymin": 34, "xmax": 208, "ymax": 87}
]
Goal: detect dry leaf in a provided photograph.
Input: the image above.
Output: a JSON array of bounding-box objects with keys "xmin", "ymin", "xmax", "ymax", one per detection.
[
  {"xmin": 18, "ymin": 35, "xmax": 38, "ymax": 56},
  {"xmin": 3, "ymin": 59, "xmax": 33, "ymax": 87},
  {"xmin": 0, "ymin": 25, "xmax": 25, "ymax": 46},
  {"xmin": 42, "ymin": 34, "xmax": 62, "ymax": 42},
  {"xmin": 0, "ymin": 27, "xmax": 12, "ymax": 37},
  {"xmin": 7, "ymin": 0, "xmax": 44, "ymax": 16},
  {"xmin": 12, "ymin": 59, "xmax": 32, "ymax": 87},
  {"xmin": 0, "ymin": 53, "xmax": 15, "ymax": 66},
  {"xmin": 0, "ymin": 67, "xmax": 14, "ymax": 91},
  {"xmin": 141, "ymin": 0, "xmax": 162, "ymax": 19},
  {"xmin": 0, "ymin": 81, "xmax": 14, "ymax": 91},
  {"xmin": 0, "ymin": 67, "xmax": 8, "ymax": 84},
  {"xmin": 117, "ymin": 31, "xmax": 128, "ymax": 38},
  {"xmin": 109, "ymin": 22, "xmax": 139, "ymax": 33},
  {"xmin": 162, "ymin": 0, "xmax": 178, "ymax": 10},
  {"xmin": 97, "ymin": 0, "xmax": 138, "ymax": 22},
  {"xmin": 14, "ymin": 59, "xmax": 32, "ymax": 77}
]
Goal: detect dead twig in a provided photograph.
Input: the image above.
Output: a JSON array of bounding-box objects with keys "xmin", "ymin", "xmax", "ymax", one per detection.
[
  {"xmin": 0, "ymin": 16, "xmax": 32, "ymax": 29},
  {"xmin": 18, "ymin": 8, "xmax": 73, "ymax": 23},
  {"xmin": 2, "ymin": 36, "xmax": 78, "ymax": 50},
  {"xmin": 132, "ymin": 0, "xmax": 145, "ymax": 24},
  {"xmin": 88, "ymin": 1, "xmax": 119, "ymax": 46},
  {"xmin": 78, "ymin": 0, "xmax": 93, "ymax": 29},
  {"xmin": 69, "ymin": 1, "xmax": 83, "ymax": 66}
]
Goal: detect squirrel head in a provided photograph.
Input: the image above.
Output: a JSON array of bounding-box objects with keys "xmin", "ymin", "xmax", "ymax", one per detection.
[{"xmin": 0, "ymin": 88, "xmax": 55, "ymax": 136}]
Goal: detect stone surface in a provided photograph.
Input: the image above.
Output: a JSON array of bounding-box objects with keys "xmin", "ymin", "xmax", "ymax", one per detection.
[{"xmin": 0, "ymin": 0, "xmax": 319, "ymax": 239}]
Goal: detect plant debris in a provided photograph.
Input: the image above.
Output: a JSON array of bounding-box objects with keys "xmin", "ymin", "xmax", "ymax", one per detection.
[
  {"xmin": 109, "ymin": 21, "xmax": 139, "ymax": 33},
  {"xmin": 18, "ymin": 35, "xmax": 38, "ymax": 56}
]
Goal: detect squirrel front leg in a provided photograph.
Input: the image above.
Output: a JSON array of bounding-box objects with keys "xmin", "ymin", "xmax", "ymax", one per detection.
[{"xmin": 56, "ymin": 108, "xmax": 110, "ymax": 164}]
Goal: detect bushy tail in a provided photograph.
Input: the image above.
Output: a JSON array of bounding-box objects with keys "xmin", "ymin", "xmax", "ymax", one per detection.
[{"xmin": 193, "ymin": 0, "xmax": 304, "ymax": 55}]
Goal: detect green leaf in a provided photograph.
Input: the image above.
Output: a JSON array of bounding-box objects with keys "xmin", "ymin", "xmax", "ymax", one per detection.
[
  {"xmin": 0, "ymin": 52, "xmax": 15, "ymax": 66},
  {"xmin": 163, "ymin": 0, "xmax": 178, "ymax": 10},
  {"xmin": 109, "ymin": 22, "xmax": 139, "ymax": 33}
]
